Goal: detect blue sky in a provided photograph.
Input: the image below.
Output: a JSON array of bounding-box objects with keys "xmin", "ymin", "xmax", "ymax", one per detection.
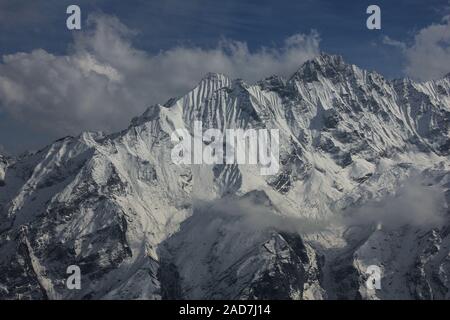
[
  {"xmin": 0, "ymin": 0, "xmax": 450, "ymax": 154},
  {"xmin": 1, "ymin": 0, "xmax": 448, "ymax": 77}
]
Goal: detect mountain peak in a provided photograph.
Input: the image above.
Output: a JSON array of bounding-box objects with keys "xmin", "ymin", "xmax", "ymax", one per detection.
[
  {"xmin": 200, "ymin": 72, "xmax": 231, "ymax": 83},
  {"xmin": 313, "ymin": 53, "xmax": 346, "ymax": 66},
  {"xmin": 257, "ymin": 75, "xmax": 286, "ymax": 91},
  {"xmin": 290, "ymin": 53, "xmax": 357, "ymax": 82},
  {"xmin": 193, "ymin": 72, "xmax": 232, "ymax": 95}
]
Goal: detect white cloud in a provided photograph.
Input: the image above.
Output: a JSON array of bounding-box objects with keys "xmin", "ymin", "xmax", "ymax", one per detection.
[
  {"xmin": 382, "ymin": 36, "xmax": 406, "ymax": 50},
  {"xmin": 194, "ymin": 193, "xmax": 331, "ymax": 235},
  {"xmin": 383, "ymin": 15, "xmax": 450, "ymax": 81},
  {"xmin": 344, "ymin": 177, "xmax": 446, "ymax": 229},
  {"xmin": 0, "ymin": 14, "xmax": 320, "ymax": 137}
]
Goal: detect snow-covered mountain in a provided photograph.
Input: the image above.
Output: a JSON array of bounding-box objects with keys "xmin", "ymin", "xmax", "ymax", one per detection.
[{"xmin": 0, "ymin": 54, "xmax": 449, "ymax": 299}]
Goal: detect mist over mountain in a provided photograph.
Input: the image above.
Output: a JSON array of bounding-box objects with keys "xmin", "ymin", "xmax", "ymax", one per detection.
[{"xmin": 0, "ymin": 54, "xmax": 449, "ymax": 300}]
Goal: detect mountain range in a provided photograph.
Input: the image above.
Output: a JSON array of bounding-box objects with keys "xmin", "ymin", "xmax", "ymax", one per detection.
[{"xmin": 0, "ymin": 54, "xmax": 449, "ymax": 300}]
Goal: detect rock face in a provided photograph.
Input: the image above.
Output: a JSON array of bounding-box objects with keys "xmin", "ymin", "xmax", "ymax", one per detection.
[
  {"xmin": 0, "ymin": 54, "xmax": 449, "ymax": 299},
  {"xmin": 0, "ymin": 155, "xmax": 6, "ymax": 186}
]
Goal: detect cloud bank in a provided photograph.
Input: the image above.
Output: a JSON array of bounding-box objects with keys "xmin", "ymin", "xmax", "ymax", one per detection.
[
  {"xmin": 194, "ymin": 194, "xmax": 331, "ymax": 235},
  {"xmin": 195, "ymin": 176, "xmax": 446, "ymax": 237},
  {"xmin": 383, "ymin": 15, "xmax": 450, "ymax": 81},
  {"xmin": 0, "ymin": 14, "xmax": 320, "ymax": 138},
  {"xmin": 344, "ymin": 177, "xmax": 446, "ymax": 229}
]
